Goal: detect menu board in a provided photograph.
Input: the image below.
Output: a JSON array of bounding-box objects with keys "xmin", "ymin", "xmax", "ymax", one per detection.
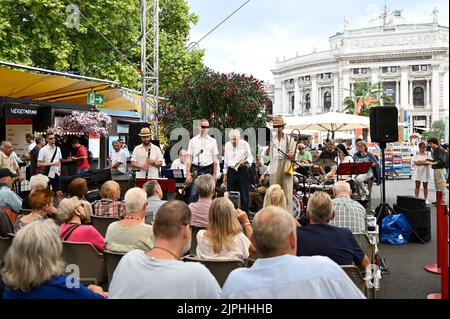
[{"xmin": 5, "ymin": 124, "xmax": 32, "ymax": 157}]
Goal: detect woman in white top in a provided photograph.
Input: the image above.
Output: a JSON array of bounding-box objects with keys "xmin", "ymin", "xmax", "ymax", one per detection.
[
  {"xmin": 324, "ymin": 144, "xmax": 354, "ymax": 182},
  {"xmin": 412, "ymin": 142, "xmax": 433, "ymax": 203},
  {"xmin": 196, "ymin": 197, "xmax": 255, "ymax": 261}
]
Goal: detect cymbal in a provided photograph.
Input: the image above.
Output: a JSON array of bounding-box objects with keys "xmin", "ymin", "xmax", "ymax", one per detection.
[{"xmin": 313, "ymin": 158, "xmax": 336, "ymax": 167}]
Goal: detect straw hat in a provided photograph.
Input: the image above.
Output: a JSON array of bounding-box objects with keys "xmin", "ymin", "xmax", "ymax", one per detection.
[
  {"xmin": 138, "ymin": 127, "xmax": 152, "ymax": 137},
  {"xmin": 272, "ymin": 115, "xmax": 286, "ymax": 127}
]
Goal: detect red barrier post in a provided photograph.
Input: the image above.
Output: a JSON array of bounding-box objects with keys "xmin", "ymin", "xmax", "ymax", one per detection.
[
  {"xmin": 424, "ymin": 191, "xmax": 442, "ymax": 274},
  {"xmin": 427, "ymin": 194, "xmax": 449, "ymax": 299}
]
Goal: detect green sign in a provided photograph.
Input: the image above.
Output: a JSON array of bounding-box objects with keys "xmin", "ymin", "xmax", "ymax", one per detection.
[{"xmin": 87, "ymin": 92, "xmax": 104, "ymax": 106}]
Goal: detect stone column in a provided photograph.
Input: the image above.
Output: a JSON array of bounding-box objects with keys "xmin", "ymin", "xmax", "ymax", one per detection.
[
  {"xmin": 431, "ymin": 65, "xmax": 440, "ymax": 122},
  {"xmin": 311, "ymin": 76, "xmax": 318, "ymax": 115},
  {"xmin": 400, "ymin": 66, "xmax": 409, "ymax": 109},
  {"xmin": 333, "ymin": 74, "xmax": 339, "ymax": 111},
  {"xmin": 294, "ymin": 78, "xmax": 301, "ymax": 115},
  {"xmin": 395, "ymin": 80, "xmax": 400, "ymax": 107},
  {"xmin": 426, "ymin": 79, "xmax": 431, "ymax": 109},
  {"xmin": 371, "ymin": 67, "xmax": 378, "ymax": 84},
  {"xmin": 281, "ymin": 80, "xmax": 287, "ymax": 115},
  {"xmin": 273, "ymin": 79, "xmax": 283, "ymax": 115},
  {"xmin": 409, "ymin": 80, "xmax": 413, "ymax": 107}
]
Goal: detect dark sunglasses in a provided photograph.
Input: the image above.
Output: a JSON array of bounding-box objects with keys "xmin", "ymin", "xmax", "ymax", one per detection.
[
  {"xmin": 201, "ymin": 125, "xmax": 209, "ymax": 129},
  {"xmin": 47, "ymin": 137, "xmax": 55, "ymax": 140}
]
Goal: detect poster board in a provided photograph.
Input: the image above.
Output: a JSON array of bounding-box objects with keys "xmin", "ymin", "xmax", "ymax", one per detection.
[
  {"xmin": 88, "ymin": 134, "xmax": 100, "ymax": 159},
  {"xmin": 6, "ymin": 124, "xmax": 32, "ymax": 157}
]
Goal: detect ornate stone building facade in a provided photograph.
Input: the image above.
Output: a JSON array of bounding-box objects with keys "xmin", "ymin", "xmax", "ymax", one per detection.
[{"xmin": 271, "ymin": 11, "xmax": 449, "ymax": 133}]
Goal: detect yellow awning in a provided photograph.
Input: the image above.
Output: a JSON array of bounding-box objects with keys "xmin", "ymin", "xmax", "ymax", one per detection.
[{"xmin": 0, "ymin": 62, "xmax": 148, "ymax": 112}]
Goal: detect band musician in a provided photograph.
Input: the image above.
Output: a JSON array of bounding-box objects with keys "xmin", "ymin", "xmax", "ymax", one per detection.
[
  {"xmin": 265, "ymin": 116, "xmax": 296, "ymax": 213},
  {"xmin": 223, "ymin": 129, "xmax": 254, "ymax": 212},
  {"xmin": 185, "ymin": 119, "xmax": 219, "ymax": 204},
  {"xmin": 131, "ymin": 127, "xmax": 163, "ymax": 179}
]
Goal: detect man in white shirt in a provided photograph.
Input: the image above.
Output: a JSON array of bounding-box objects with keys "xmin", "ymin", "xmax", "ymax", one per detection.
[
  {"xmin": 131, "ymin": 127, "xmax": 163, "ymax": 179},
  {"xmin": 170, "ymin": 148, "xmax": 187, "ymax": 174},
  {"xmin": 108, "ymin": 140, "xmax": 127, "ymax": 175},
  {"xmin": 221, "ymin": 205, "xmax": 365, "ymax": 299},
  {"xmin": 185, "ymin": 119, "xmax": 219, "ymax": 203},
  {"xmin": 37, "ymin": 132, "xmax": 62, "ymax": 194},
  {"xmin": 265, "ymin": 116, "xmax": 296, "ymax": 213},
  {"xmin": 109, "ymin": 200, "xmax": 221, "ymax": 299},
  {"xmin": 223, "ymin": 129, "xmax": 254, "ymax": 212}
]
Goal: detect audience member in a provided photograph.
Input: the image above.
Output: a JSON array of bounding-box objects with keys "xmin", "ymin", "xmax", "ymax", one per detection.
[
  {"xmin": 196, "ymin": 197, "xmax": 254, "ymax": 260},
  {"xmin": 296, "ymin": 143, "xmax": 312, "ymax": 164},
  {"xmin": 67, "ymin": 177, "xmax": 93, "ymax": 217},
  {"xmin": 57, "ymin": 197, "xmax": 105, "ymax": 251},
  {"xmin": 93, "ymin": 180, "xmax": 126, "ymax": 218},
  {"xmin": 143, "ymin": 180, "xmax": 167, "ymax": 223},
  {"xmin": 15, "ymin": 189, "xmax": 55, "ymax": 233},
  {"xmin": 105, "ymin": 187, "xmax": 154, "ymax": 253},
  {"xmin": 21, "ymin": 174, "xmax": 51, "ymax": 210},
  {"xmin": 0, "ymin": 169, "xmax": 22, "ymax": 214},
  {"xmin": 263, "ymin": 184, "xmax": 287, "ymax": 210},
  {"xmin": 109, "ymin": 200, "xmax": 221, "ymax": 299},
  {"xmin": 1, "ymin": 219, "xmax": 106, "ymax": 299},
  {"xmin": 189, "ymin": 174, "xmax": 215, "ymax": 228},
  {"xmin": 70, "ymin": 138, "xmax": 90, "ymax": 175},
  {"xmin": 353, "ymin": 140, "xmax": 379, "ymax": 200},
  {"xmin": 29, "ymin": 136, "xmax": 46, "ymax": 176},
  {"xmin": 297, "ymin": 192, "xmax": 370, "ymax": 270},
  {"xmin": 330, "ymin": 181, "xmax": 366, "ymax": 234},
  {"xmin": 221, "ymin": 206, "xmax": 364, "ymax": 299}
]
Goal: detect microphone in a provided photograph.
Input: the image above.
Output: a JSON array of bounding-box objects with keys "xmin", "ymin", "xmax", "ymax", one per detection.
[{"xmin": 195, "ymin": 149, "xmax": 204, "ymax": 157}]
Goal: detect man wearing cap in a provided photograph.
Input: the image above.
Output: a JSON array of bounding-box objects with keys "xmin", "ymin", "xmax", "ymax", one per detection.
[
  {"xmin": 265, "ymin": 116, "xmax": 296, "ymax": 213},
  {"xmin": 185, "ymin": 119, "xmax": 219, "ymax": 204},
  {"xmin": 131, "ymin": 127, "xmax": 163, "ymax": 179},
  {"xmin": 0, "ymin": 168, "xmax": 23, "ymax": 213}
]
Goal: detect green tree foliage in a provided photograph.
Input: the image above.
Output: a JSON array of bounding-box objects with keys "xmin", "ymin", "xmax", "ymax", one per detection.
[
  {"xmin": 160, "ymin": 67, "xmax": 272, "ymax": 138},
  {"xmin": 421, "ymin": 120, "xmax": 446, "ymax": 141},
  {"xmin": 0, "ymin": 0, "xmax": 204, "ymax": 94},
  {"xmin": 343, "ymin": 81, "xmax": 393, "ymax": 116}
]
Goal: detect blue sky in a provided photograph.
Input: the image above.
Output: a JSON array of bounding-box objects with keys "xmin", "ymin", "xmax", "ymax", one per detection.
[{"xmin": 186, "ymin": 0, "xmax": 449, "ymax": 82}]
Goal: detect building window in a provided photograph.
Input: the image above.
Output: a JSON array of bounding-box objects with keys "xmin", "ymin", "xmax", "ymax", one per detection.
[
  {"xmin": 382, "ymin": 67, "xmax": 389, "ymax": 73},
  {"xmin": 391, "ymin": 66, "xmax": 397, "ymax": 73},
  {"xmin": 421, "ymin": 65, "xmax": 428, "ymax": 71},
  {"xmin": 323, "ymin": 92, "xmax": 332, "ymax": 111},
  {"xmin": 321, "ymin": 73, "xmax": 331, "ymax": 80},
  {"xmin": 289, "ymin": 79, "xmax": 294, "ymax": 84},
  {"xmin": 353, "ymin": 68, "xmax": 368, "ymax": 75},
  {"xmin": 304, "ymin": 75, "xmax": 310, "ymax": 82},
  {"xmin": 290, "ymin": 95, "xmax": 295, "ymax": 114},
  {"xmin": 413, "ymin": 87, "xmax": 425, "ymax": 107},
  {"xmin": 305, "ymin": 93, "xmax": 311, "ymax": 112},
  {"xmin": 412, "ymin": 65, "xmax": 420, "ymax": 72}
]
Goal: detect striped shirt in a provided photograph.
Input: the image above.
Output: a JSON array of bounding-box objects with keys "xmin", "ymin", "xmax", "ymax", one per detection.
[
  {"xmin": 0, "ymin": 185, "xmax": 23, "ymax": 213},
  {"xmin": 330, "ymin": 195, "xmax": 367, "ymax": 234}
]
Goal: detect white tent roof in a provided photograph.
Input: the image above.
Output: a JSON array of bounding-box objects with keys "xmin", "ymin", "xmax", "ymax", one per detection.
[{"xmin": 284, "ymin": 112, "xmax": 370, "ymax": 132}]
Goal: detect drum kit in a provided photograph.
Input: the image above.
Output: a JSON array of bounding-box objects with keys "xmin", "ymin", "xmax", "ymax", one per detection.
[{"xmin": 292, "ymin": 158, "xmax": 336, "ymax": 223}]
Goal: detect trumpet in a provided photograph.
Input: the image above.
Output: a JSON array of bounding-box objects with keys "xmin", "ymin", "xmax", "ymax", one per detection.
[
  {"xmin": 234, "ymin": 151, "xmax": 248, "ymax": 171},
  {"xmin": 178, "ymin": 171, "xmax": 198, "ymax": 195}
]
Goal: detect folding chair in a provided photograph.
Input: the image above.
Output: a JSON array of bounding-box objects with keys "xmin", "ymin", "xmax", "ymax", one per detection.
[
  {"xmin": 61, "ymin": 241, "xmax": 106, "ymax": 286},
  {"xmin": 182, "ymin": 255, "xmax": 245, "ymax": 287},
  {"xmin": 340, "ymin": 265, "xmax": 368, "ymax": 297},
  {"xmin": 103, "ymin": 250, "xmax": 125, "ymax": 286},
  {"xmin": 189, "ymin": 226, "xmax": 206, "ymax": 256},
  {"xmin": 90, "ymin": 215, "xmax": 119, "ymax": 238},
  {"xmin": 354, "ymin": 233, "xmax": 375, "ymax": 264}
]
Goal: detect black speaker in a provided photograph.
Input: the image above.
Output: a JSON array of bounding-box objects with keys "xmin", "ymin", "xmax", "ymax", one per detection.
[
  {"xmin": 128, "ymin": 122, "xmax": 151, "ymax": 152},
  {"xmin": 396, "ymin": 196, "xmax": 428, "ymax": 210},
  {"xmin": 393, "ymin": 204, "xmax": 431, "ymax": 243},
  {"xmin": 370, "ymin": 107, "xmax": 399, "ymax": 143}
]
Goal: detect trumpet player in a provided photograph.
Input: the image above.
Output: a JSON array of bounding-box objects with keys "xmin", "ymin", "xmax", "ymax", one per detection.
[
  {"xmin": 107, "ymin": 140, "xmax": 127, "ymax": 176},
  {"xmin": 265, "ymin": 115, "xmax": 296, "ymax": 213},
  {"xmin": 223, "ymin": 129, "xmax": 254, "ymax": 212}
]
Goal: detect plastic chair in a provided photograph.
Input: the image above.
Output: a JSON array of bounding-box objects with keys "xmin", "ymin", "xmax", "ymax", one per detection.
[
  {"xmin": 182, "ymin": 255, "xmax": 245, "ymax": 287},
  {"xmin": 354, "ymin": 233, "xmax": 375, "ymax": 264},
  {"xmin": 61, "ymin": 241, "xmax": 106, "ymax": 285},
  {"xmin": 341, "ymin": 265, "xmax": 368, "ymax": 297},
  {"xmin": 189, "ymin": 226, "xmax": 206, "ymax": 256},
  {"xmin": 0, "ymin": 235, "xmax": 13, "ymax": 262},
  {"xmin": 90, "ymin": 215, "xmax": 119, "ymax": 238},
  {"xmin": 103, "ymin": 250, "xmax": 125, "ymax": 286}
]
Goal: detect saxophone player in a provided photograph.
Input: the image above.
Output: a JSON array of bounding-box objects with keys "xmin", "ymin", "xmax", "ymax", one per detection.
[{"xmin": 223, "ymin": 129, "xmax": 254, "ymax": 213}]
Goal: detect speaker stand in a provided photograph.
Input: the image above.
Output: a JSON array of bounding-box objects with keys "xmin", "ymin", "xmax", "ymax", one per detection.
[{"xmin": 375, "ymin": 142, "xmax": 393, "ymax": 225}]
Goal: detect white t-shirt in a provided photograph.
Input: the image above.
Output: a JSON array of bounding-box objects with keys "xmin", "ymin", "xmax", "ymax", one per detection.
[
  {"xmin": 196, "ymin": 230, "xmax": 250, "ymax": 261},
  {"xmin": 187, "ymin": 134, "xmax": 219, "ymax": 167},
  {"xmin": 111, "ymin": 149, "xmax": 127, "ymax": 174},
  {"xmin": 109, "ymin": 249, "xmax": 221, "ymax": 299},
  {"xmin": 28, "ymin": 142, "xmax": 36, "ymax": 152},
  {"xmin": 170, "ymin": 158, "xmax": 187, "ymax": 174},
  {"xmin": 37, "ymin": 144, "xmax": 62, "ymax": 178},
  {"xmin": 131, "ymin": 143, "xmax": 163, "ymax": 178}
]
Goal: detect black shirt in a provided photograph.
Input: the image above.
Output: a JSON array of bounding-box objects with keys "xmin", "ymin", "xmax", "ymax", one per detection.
[
  {"xmin": 431, "ymin": 147, "xmax": 447, "ymax": 169},
  {"xmin": 30, "ymin": 146, "xmax": 40, "ymax": 175},
  {"xmin": 297, "ymin": 224, "xmax": 365, "ymax": 265}
]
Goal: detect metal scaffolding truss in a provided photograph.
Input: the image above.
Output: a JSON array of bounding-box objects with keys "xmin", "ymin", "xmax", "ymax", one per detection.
[{"xmin": 140, "ymin": 0, "xmax": 159, "ymax": 135}]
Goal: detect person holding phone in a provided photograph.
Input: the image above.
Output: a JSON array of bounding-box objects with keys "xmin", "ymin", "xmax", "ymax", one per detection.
[{"xmin": 223, "ymin": 129, "xmax": 254, "ymax": 213}]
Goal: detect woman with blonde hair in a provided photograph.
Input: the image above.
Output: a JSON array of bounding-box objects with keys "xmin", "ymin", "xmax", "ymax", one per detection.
[
  {"xmin": 2, "ymin": 219, "xmax": 106, "ymax": 299},
  {"xmin": 15, "ymin": 189, "xmax": 56, "ymax": 232},
  {"xmin": 196, "ymin": 197, "xmax": 256, "ymax": 260},
  {"xmin": 67, "ymin": 177, "xmax": 93, "ymax": 218},
  {"xmin": 263, "ymin": 184, "xmax": 287, "ymax": 210}
]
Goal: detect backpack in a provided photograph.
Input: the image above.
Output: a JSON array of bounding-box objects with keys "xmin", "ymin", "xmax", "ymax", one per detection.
[{"xmin": 87, "ymin": 150, "xmax": 94, "ymax": 164}]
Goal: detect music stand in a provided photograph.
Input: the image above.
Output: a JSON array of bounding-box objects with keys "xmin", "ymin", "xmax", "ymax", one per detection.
[
  {"xmin": 336, "ymin": 162, "xmax": 372, "ymax": 181},
  {"xmin": 161, "ymin": 168, "xmax": 184, "ymax": 180}
]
